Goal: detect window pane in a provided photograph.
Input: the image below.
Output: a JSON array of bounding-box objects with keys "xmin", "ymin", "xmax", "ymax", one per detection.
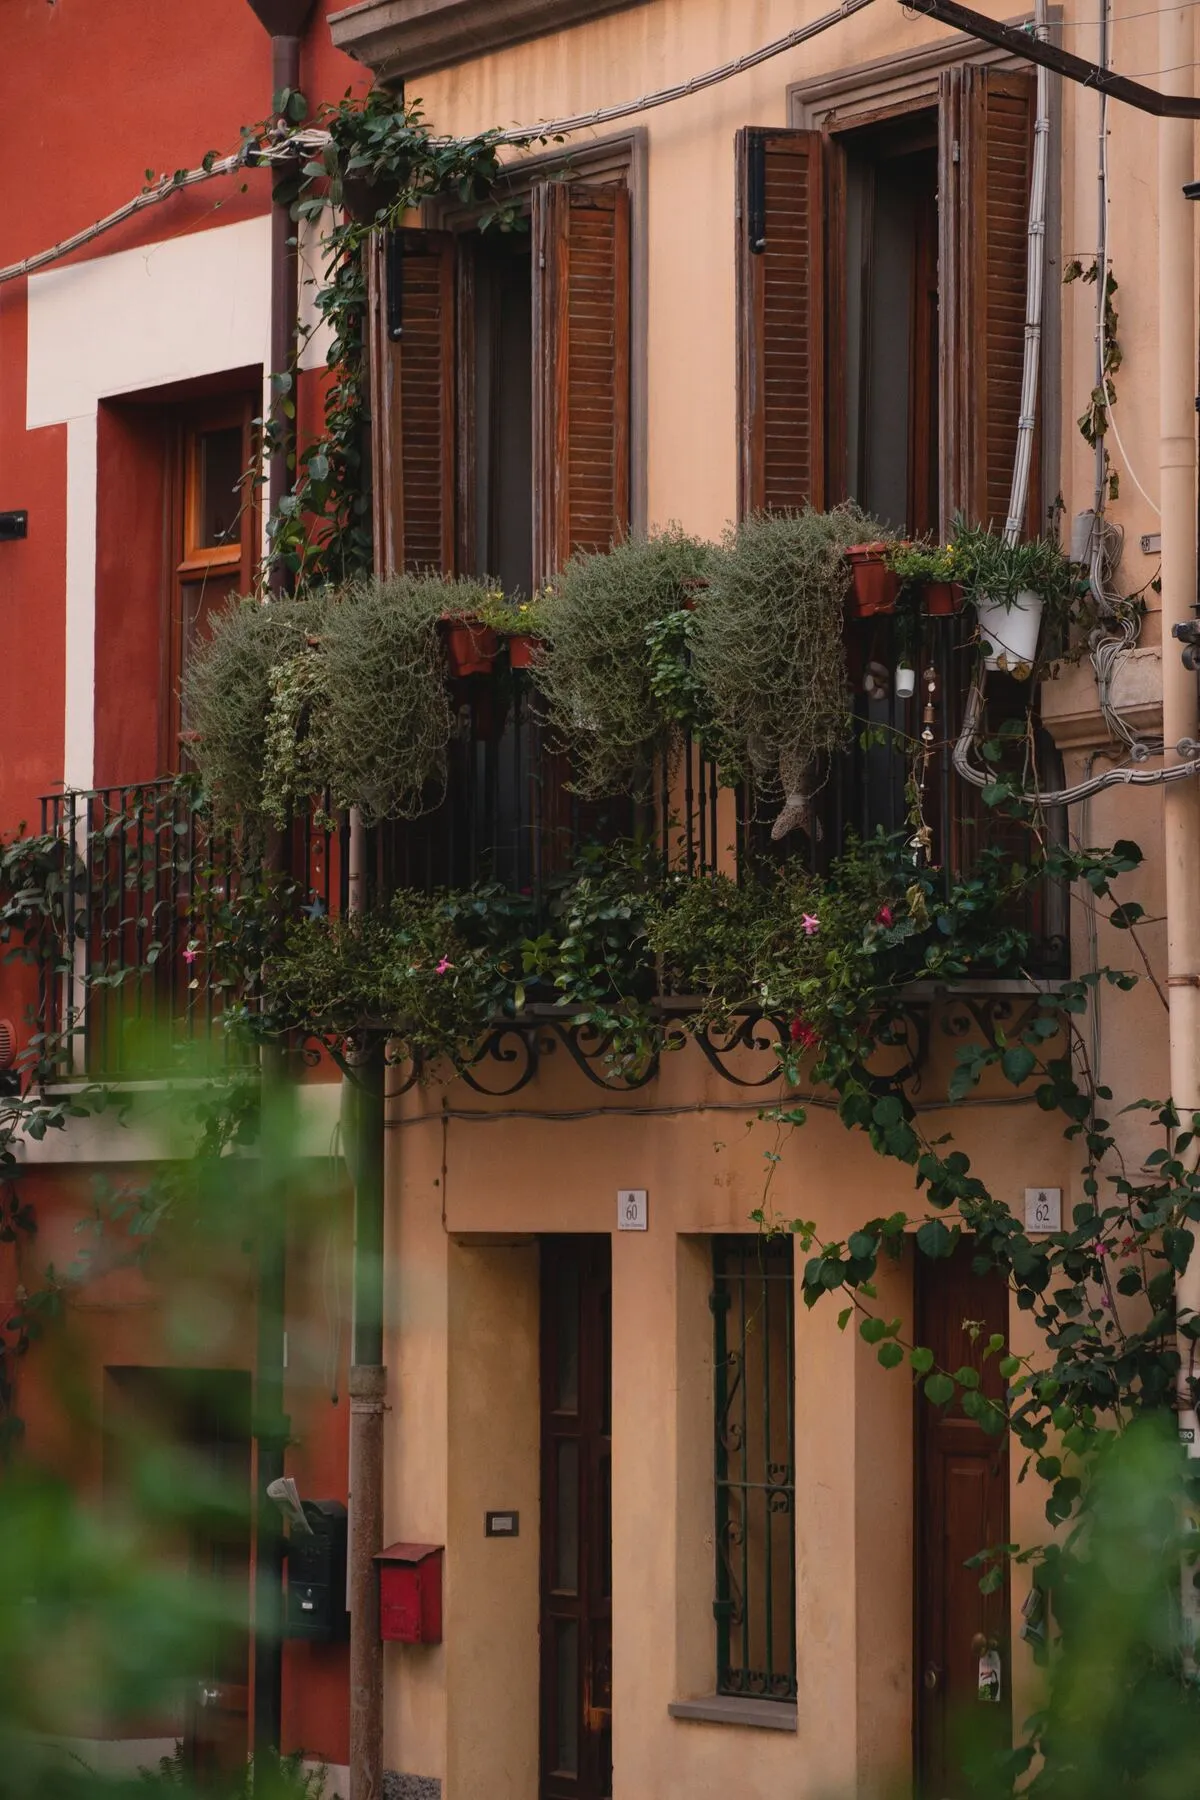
[
  {"xmin": 554, "ymin": 1619, "xmax": 579, "ymax": 1774},
  {"xmin": 196, "ymin": 428, "xmax": 244, "ymax": 550},
  {"xmin": 555, "ymin": 1439, "xmax": 580, "ymax": 1594},
  {"xmin": 713, "ymin": 1235, "xmax": 796, "ymax": 1701},
  {"xmin": 554, "ymin": 1260, "xmax": 580, "ymax": 1413}
]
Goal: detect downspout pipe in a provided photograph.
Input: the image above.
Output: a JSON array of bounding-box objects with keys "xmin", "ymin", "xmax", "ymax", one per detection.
[
  {"xmin": 1159, "ymin": 0, "xmax": 1200, "ymax": 1659},
  {"xmin": 243, "ymin": 1, "xmax": 315, "ymax": 1781}
]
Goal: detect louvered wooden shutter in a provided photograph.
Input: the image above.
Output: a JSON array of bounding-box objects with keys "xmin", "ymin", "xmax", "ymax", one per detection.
[
  {"xmin": 532, "ymin": 181, "xmax": 631, "ymax": 582},
  {"xmin": 939, "ymin": 68, "xmax": 1040, "ymax": 534},
  {"xmin": 370, "ymin": 229, "xmax": 456, "ymax": 577},
  {"xmin": 735, "ymin": 128, "xmax": 826, "ymax": 519}
]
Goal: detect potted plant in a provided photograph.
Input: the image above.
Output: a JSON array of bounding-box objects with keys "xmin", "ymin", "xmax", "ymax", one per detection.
[
  {"xmin": 477, "ymin": 592, "xmax": 543, "ymax": 670},
  {"xmin": 948, "ymin": 523, "xmax": 1078, "ymax": 678},
  {"xmin": 439, "ymin": 609, "xmax": 498, "ymax": 678},
  {"xmin": 845, "ymin": 541, "xmax": 902, "ymax": 617},
  {"xmin": 884, "ymin": 540, "xmax": 964, "ymax": 617},
  {"xmin": 534, "ymin": 528, "xmax": 713, "ymax": 797},
  {"xmin": 691, "ymin": 503, "xmax": 881, "ymax": 813}
]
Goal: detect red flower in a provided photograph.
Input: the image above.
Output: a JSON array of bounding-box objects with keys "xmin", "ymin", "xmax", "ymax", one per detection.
[
  {"xmin": 789, "ymin": 1017, "xmax": 820, "ymax": 1051},
  {"xmin": 875, "ymin": 905, "xmax": 894, "ymax": 927}
]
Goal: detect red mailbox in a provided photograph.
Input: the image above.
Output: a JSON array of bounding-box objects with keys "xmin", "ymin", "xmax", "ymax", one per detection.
[{"xmin": 377, "ymin": 1542, "xmax": 443, "ymax": 1644}]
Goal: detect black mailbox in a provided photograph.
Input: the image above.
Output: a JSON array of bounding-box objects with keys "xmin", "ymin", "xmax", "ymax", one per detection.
[{"xmin": 285, "ymin": 1499, "xmax": 349, "ymax": 1642}]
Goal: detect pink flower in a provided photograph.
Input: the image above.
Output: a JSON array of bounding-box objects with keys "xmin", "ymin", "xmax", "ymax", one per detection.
[
  {"xmin": 802, "ymin": 913, "xmax": 820, "ymax": 937},
  {"xmin": 183, "ymin": 946, "xmax": 198, "ymax": 965},
  {"xmin": 875, "ymin": 905, "xmax": 894, "ymax": 927},
  {"xmin": 790, "ymin": 1017, "xmax": 820, "ymax": 1051},
  {"xmin": 435, "ymin": 957, "xmax": 453, "ymax": 975}
]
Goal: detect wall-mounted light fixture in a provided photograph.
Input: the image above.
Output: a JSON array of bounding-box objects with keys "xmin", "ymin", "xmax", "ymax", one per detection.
[{"xmin": 0, "ymin": 511, "xmax": 27, "ymax": 541}]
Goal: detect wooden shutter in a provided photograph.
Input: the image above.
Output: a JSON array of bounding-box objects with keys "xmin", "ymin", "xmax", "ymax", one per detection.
[
  {"xmin": 735, "ymin": 128, "xmax": 826, "ymax": 519},
  {"xmin": 939, "ymin": 68, "xmax": 1040, "ymax": 534},
  {"xmin": 532, "ymin": 181, "xmax": 631, "ymax": 582},
  {"xmin": 369, "ymin": 229, "xmax": 456, "ymax": 577}
]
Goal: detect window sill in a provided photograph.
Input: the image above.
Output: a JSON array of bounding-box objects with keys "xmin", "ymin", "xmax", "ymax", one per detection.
[{"xmin": 668, "ymin": 1696, "xmax": 797, "ymax": 1733}]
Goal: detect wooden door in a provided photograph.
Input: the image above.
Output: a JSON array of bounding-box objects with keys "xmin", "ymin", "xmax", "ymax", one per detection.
[
  {"xmin": 540, "ymin": 1236, "xmax": 612, "ymax": 1800},
  {"xmin": 915, "ymin": 1242, "xmax": 1010, "ymax": 1798},
  {"xmin": 105, "ymin": 1369, "xmax": 252, "ymax": 1781}
]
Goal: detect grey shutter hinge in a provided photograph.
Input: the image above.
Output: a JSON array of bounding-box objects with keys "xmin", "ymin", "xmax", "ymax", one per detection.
[{"xmin": 952, "ymin": 139, "xmax": 961, "ymax": 163}]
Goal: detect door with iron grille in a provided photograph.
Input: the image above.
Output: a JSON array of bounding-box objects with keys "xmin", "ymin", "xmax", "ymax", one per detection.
[
  {"xmin": 540, "ymin": 1236, "xmax": 612, "ymax": 1799},
  {"xmin": 712, "ymin": 1236, "xmax": 797, "ymax": 1702}
]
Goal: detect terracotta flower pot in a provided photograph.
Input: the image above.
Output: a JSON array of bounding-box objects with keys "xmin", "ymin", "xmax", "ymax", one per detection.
[
  {"xmin": 922, "ymin": 580, "xmax": 964, "ymax": 617},
  {"xmin": 845, "ymin": 544, "xmax": 899, "ymax": 617},
  {"xmin": 440, "ymin": 617, "xmax": 498, "ymax": 678},
  {"xmin": 507, "ymin": 633, "xmax": 540, "ymax": 670}
]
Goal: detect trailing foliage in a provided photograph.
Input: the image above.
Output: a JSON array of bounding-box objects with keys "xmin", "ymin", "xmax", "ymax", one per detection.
[
  {"xmin": 317, "ymin": 574, "xmax": 470, "ymax": 824},
  {"xmin": 186, "ymin": 576, "xmax": 498, "ymax": 829},
  {"xmin": 182, "ymin": 597, "xmax": 324, "ymax": 828},
  {"xmin": 533, "ymin": 529, "xmax": 713, "ymax": 796},
  {"xmin": 690, "ymin": 504, "xmax": 880, "ymax": 791}
]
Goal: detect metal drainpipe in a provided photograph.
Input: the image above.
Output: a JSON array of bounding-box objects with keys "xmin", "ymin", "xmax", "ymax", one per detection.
[
  {"xmin": 243, "ymin": 1, "xmax": 314, "ymax": 1780},
  {"xmin": 346, "ymin": 1031, "xmax": 387, "ymax": 1800},
  {"xmin": 1156, "ymin": 0, "xmax": 1200, "ymax": 1666}
]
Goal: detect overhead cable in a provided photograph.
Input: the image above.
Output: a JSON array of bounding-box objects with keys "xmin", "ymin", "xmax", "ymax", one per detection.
[{"xmin": 0, "ymin": 0, "xmax": 875, "ymax": 287}]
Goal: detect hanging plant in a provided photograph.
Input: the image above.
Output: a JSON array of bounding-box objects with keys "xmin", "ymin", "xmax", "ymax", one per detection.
[
  {"xmin": 533, "ymin": 528, "xmax": 713, "ymax": 797},
  {"xmin": 690, "ymin": 505, "xmax": 881, "ymax": 807},
  {"xmin": 319, "ymin": 574, "xmax": 490, "ymax": 823},
  {"xmin": 183, "ymin": 595, "xmax": 325, "ymax": 829}
]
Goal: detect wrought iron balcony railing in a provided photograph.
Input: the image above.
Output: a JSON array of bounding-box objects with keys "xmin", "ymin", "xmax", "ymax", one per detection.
[
  {"xmin": 38, "ymin": 619, "xmax": 1067, "ymax": 1081},
  {"xmin": 37, "ymin": 782, "xmax": 340, "ymax": 1079}
]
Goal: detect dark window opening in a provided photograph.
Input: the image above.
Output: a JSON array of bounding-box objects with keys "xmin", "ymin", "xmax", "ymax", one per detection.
[
  {"xmin": 840, "ymin": 110, "xmax": 940, "ymax": 536},
  {"xmin": 470, "ymin": 233, "xmax": 535, "ymax": 598}
]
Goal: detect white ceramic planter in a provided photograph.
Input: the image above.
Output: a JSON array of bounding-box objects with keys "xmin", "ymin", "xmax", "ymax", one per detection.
[
  {"xmin": 894, "ymin": 664, "xmax": 917, "ymax": 699},
  {"xmin": 973, "ymin": 588, "xmax": 1044, "ymax": 676}
]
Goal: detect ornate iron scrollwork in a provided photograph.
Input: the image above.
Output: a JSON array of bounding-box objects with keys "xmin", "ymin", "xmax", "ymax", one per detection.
[
  {"xmin": 460, "ymin": 1024, "xmax": 541, "ymax": 1097},
  {"xmin": 691, "ymin": 1010, "xmax": 792, "ymax": 1088}
]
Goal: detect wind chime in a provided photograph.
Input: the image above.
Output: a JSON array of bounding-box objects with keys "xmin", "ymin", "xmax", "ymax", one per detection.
[{"xmin": 909, "ymin": 661, "xmax": 938, "ymax": 867}]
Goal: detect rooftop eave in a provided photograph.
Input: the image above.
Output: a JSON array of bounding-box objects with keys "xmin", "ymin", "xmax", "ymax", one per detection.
[{"xmin": 328, "ymin": 0, "xmax": 646, "ymax": 83}]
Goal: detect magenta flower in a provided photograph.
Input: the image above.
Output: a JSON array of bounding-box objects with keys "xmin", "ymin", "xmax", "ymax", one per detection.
[
  {"xmin": 790, "ymin": 1017, "xmax": 820, "ymax": 1051},
  {"xmin": 183, "ymin": 946, "xmax": 198, "ymax": 965},
  {"xmin": 875, "ymin": 905, "xmax": 894, "ymax": 927},
  {"xmin": 435, "ymin": 957, "xmax": 453, "ymax": 975},
  {"xmin": 802, "ymin": 913, "xmax": 820, "ymax": 937}
]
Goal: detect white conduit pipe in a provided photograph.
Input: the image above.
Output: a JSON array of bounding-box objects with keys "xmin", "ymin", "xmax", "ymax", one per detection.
[
  {"xmin": 0, "ymin": 0, "xmax": 876, "ymax": 288},
  {"xmin": 954, "ymin": 0, "xmax": 1200, "ymax": 803},
  {"xmin": 1002, "ymin": 9, "xmax": 1050, "ymax": 548}
]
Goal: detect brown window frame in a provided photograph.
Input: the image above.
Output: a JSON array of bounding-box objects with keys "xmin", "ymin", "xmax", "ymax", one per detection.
[
  {"xmin": 367, "ymin": 131, "xmax": 647, "ymax": 583},
  {"xmin": 163, "ymin": 394, "xmax": 258, "ymax": 771}
]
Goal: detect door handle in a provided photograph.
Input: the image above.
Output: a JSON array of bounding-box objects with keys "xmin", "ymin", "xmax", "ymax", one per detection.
[{"xmin": 923, "ymin": 1662, "xmax": 941, "ymax": 1692}]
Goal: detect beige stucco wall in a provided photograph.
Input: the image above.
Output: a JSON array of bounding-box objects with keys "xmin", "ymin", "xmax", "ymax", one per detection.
[{"xmin": 369, "ymin": 0, "xmax": 1190, "ymax": 1793}]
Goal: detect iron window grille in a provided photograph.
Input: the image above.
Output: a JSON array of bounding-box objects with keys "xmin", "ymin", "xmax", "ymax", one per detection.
[{"xmin": 711, "ymin": 1234, "xmax": 797, "ymax": 1702}]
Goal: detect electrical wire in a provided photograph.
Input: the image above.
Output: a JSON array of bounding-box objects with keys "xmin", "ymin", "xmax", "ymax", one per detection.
[
  {"xmin": 385, "ymin": 1092, "xmax": 1041, "ymax": 1125},
  {"xmin": 954, "ymin": 0, "xmax": 1194, "ymax": 804},
  {"xmin": 0, "ymin": 0, "xmax": 875, "ymax": 288},
  {"xmin": 1062, "ymin": 0, "xmax": 1199, "ymax": 24},
  {"xmin": 0, "ymin": 132, "xmax": 327, "ymax": 288}
]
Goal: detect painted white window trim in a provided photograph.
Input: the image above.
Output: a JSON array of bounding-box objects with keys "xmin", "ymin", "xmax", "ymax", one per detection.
[{"xmin": 25, "ymin": 212, "xmax": 331, "ymax": 793}]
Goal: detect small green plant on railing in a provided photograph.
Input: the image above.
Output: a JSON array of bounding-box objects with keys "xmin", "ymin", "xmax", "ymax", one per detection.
[{"xmin": 945, "ymin": 520, "xmax": 1080, "ymax": 614}]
